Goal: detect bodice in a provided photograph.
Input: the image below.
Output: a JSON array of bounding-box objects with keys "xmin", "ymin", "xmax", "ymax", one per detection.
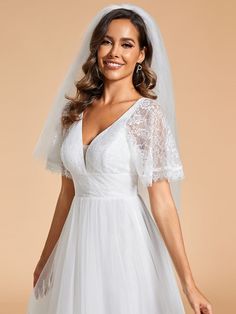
[{"xmin": 58, "ymin": 97, "xmax": 184, "ymax": 201}]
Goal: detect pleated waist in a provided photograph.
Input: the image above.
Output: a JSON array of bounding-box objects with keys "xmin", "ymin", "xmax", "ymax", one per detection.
[{"xmin": 74, "ymin": 173, "xmax": 139, "ymax": 198}]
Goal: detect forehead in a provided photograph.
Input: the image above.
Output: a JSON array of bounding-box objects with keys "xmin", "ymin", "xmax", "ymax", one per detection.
[{"xmin": 105, "ymin": 19, "xmax": 139, "ymax": 41}]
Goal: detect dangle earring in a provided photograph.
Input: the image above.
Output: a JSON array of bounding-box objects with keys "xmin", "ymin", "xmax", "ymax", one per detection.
[
  {"xmin": 135, "ymin": 63, "xmax": 145, "ymax": 87},
  {"xmin": 136, "ymin": 63, "xmax": 142, "ymax": 73}
]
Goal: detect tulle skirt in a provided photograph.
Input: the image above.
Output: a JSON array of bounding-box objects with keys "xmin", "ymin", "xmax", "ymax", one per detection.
[{"xmin": 26, "ymin": 194, "xmax": 185, "ymax": 314}]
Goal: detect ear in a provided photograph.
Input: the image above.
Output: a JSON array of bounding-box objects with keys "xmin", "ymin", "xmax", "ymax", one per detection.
[{"xmin": 138, "ymin": 46, "xmax": 146, "ymax": 63}]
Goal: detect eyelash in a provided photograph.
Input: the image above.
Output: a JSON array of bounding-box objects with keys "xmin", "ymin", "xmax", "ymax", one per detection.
[{"xmin": 101, "ymin": 40, "xmax": 133, "ymax": 48}]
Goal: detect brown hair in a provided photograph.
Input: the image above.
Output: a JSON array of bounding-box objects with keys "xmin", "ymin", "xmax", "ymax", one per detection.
[{"xmin": 61, "ymin": 8, "xmax": 157, "ymax": 130}]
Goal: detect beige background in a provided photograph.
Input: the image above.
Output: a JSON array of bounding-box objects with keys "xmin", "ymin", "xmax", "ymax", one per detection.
[{"xmin": 1, "ymin": 1, "xmax": 235, "ymax": 313}]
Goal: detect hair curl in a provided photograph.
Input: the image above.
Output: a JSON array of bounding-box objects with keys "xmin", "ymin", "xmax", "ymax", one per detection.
[{"xmin": 61, "ymin": 8, "xmax": 158, "ymax": 130}]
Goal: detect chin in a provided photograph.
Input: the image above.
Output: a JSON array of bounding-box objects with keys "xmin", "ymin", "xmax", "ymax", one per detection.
[{"xmin": 102, "ymin": 71, "xmax": 125, "ymax": 79}]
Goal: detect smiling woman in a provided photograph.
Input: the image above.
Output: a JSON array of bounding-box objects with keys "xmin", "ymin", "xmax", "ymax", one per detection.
[
  {"xmin": 58, "ymin": 12, "xmax": 157, "ymax": 130},
  {"xmin": 97, "ymin": 19, "xmax": 145, "ymax": 75},
  {"xmin": 28, "ymin": 4, "xmax": 212, "ymax": 314}
]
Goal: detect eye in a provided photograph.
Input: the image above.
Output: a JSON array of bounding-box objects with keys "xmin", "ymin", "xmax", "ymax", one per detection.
[
  {"xmin": 101, "ymin": 40, "xmax": 111, "ymax": 45},
  {"xmin": 122, "ymin": 43, "xmax": 133, "ymax": 48},
  {"xmin": 101, "ymin": 40, "xmax": 133, "ymax": 48}
]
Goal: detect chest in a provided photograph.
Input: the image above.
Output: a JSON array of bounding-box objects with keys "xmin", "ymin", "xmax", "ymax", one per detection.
[{"xmin": 60, "ymin": 117, "xmax": 136, "ymax": 176}]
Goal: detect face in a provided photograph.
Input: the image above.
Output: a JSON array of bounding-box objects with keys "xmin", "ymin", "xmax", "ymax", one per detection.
[{"xmin": 97, "ymin": 18, "xmax": 145, "ymax": 83}]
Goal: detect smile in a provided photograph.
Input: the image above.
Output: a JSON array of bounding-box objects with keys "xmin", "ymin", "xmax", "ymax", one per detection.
[{"xmin": 104, "ymin": 61, "xmax": 124, "ymax": 69}]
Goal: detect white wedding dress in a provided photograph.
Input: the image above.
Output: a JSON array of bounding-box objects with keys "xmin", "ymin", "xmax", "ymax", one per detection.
[{"xmin": 26, "ymin": 97, "xmax": 186, "ymax": 314}]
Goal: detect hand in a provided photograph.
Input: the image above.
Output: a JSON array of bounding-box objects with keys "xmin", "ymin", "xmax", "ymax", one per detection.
[
  {"xmin": 183, "ymin": 283, "xmax": 213, "ymax": 314},
  {"xmin": 33, "ymin": 259, "xmax": 45, "ymax": 288}
]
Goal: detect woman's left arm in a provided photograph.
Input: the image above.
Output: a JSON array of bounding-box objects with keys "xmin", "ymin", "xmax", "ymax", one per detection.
[{"xmin": 148, "ymin": 179, "xmax": 213, "ymax": 314}]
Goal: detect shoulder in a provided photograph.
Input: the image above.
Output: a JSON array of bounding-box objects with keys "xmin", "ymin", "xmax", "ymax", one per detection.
[
  {"xmin": 137, "ymin": 97, "xmax": 159, "ymax": 110},
  {"xmin": 127, "ymin": 97, "xmax": 164, "ymax": 126}
]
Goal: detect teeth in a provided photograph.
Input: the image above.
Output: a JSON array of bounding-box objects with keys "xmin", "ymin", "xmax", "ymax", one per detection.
[{"xmin": 105, "ymin": 61, "xmax": 123, "ymax": 67}]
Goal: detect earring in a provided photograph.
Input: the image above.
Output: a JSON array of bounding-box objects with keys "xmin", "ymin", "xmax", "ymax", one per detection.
[
  {"xmin": 135, "ymin": 63, "xmax": 145, "ymax": 87},
  {"xmin": 136, "ymin": 63, "xmax": 142, "ymax": 73}
]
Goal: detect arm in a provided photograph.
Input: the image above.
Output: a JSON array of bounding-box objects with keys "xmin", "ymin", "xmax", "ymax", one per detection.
[
  {"xmin": 148, "ymin": 179, "xmax": 194, "ymax": 289},
  {"xmin": 38, "ymin": 175, "xmax": 75, "ymax": 266},
  {"xmin": 148, "ymin": 179, "xmax": 213, "ymax": 314},
  {"xmin": 126, "ymin": 100, "xmax": 212, "ymax": 312}
]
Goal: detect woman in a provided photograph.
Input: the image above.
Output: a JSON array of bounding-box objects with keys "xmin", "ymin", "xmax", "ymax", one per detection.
[{"xmin": 27, "ymin": 4, "xmax": 212, "ymax": 314}]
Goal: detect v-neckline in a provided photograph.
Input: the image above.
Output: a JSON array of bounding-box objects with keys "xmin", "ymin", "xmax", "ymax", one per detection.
[
  {"xmin": 81, "ymin": 97, "xmax": 145, "ymax": 147},
  {"xmin": 80, "ymin": 96, "xmax": 145, "ymax": 171}
]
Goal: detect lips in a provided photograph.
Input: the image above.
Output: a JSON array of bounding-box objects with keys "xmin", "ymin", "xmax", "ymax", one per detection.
[
  {"xmin": 103, "ymin": 60, "xmax": 125, "ymax": 70},
  {"xmin": 104, "ymin": 60, "xmax": 124, "ymax": 66}
]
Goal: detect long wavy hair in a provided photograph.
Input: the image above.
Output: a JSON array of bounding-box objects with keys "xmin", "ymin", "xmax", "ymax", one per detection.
[{"xmin": 61, "ymin": 8, "xmax": 157, "ymax": 130}]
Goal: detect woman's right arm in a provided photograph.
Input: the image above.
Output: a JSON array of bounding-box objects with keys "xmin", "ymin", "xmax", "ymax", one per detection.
[{"xmin": 33, "ymin": 175, "xmax": 75, "ymax": 287}]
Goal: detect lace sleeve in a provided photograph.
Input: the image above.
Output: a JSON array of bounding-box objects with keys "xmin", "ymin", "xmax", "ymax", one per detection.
[
  {"xmin": 45, "ymin": 129, "xmax": 73, "ymax": 179},
  {"xmin": 46, "ymin": 156, "xmax": 72, "ymax": 179},
  {"xmin": 126, "ymin": 99, "xmax": 184, "ymax": 186}
]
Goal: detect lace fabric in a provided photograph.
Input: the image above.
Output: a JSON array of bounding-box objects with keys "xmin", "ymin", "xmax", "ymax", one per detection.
[
  {"xmin": 125, "ymin": 99, "xmax": 184, "ymax": 186},
  {"xmin": 44, "ymin": 98, "xmax": 184, "ymax": 185},
  {"xmin": 46, "ymin": 159, "xmax": 73, "ymax": 179},
  {"xmin": 45, "ymin": 128, "xmax": 73, "ymax": 179}
]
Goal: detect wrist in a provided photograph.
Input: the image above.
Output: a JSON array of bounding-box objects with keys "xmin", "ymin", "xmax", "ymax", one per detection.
[{"xmin": 181, "ymin": 275, "xmax": 197, "ymax": 293}]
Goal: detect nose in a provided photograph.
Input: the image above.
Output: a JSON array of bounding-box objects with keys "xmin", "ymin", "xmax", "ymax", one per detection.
[{"xmin": 109, "ymin": 43, "xmax": 120, "ymax": 57}]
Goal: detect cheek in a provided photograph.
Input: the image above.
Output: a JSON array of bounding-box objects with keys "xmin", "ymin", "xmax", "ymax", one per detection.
[
  {"xmin": 97, "ymin": 46, "xmax": 109, "ymax": 58},
  {"xmin": 123, "ymin": 53, "xmax": 138, "ymax": 67}
]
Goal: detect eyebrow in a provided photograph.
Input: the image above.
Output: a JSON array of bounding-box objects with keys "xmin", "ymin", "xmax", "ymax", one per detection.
[{"xmin": 104, "ymin": 35, "xmax": 135, "ymax": 44}]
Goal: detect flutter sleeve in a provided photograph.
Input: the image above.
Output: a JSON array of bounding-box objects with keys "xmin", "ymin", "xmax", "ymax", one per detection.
[
  {"xmin": 44, "ymin": 126, "xmax": 73, "ymax": 179},
  {"xmin": 126, "ymin": 99, "xmax": 185, "ymax": 186}
]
